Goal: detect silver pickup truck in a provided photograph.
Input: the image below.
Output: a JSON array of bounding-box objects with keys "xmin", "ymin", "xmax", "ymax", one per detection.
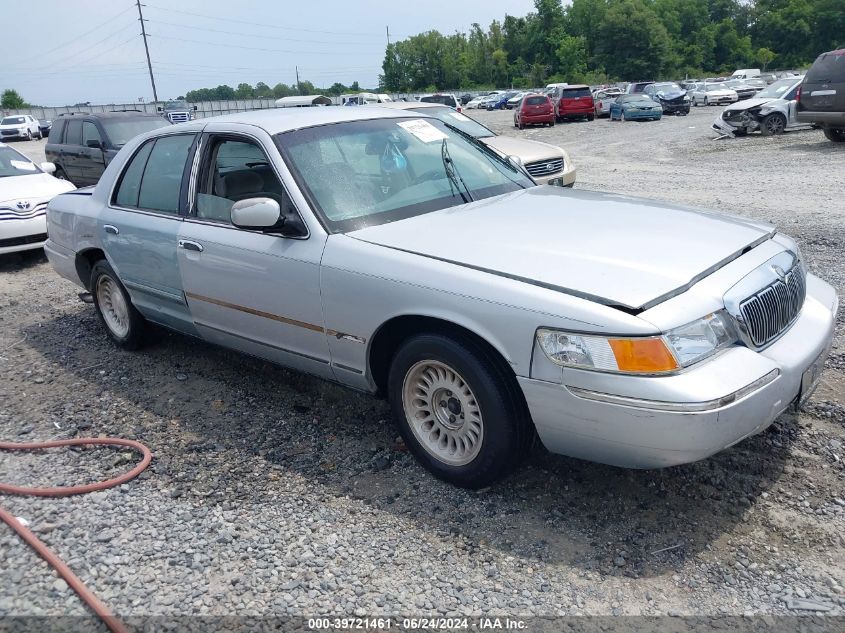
[{"xmin": 44, "ymin": 107, "xmax": 838, "ymax": 488}]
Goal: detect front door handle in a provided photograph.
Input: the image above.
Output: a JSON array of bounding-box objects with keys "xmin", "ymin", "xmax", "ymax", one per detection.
[
  {"xmin": 103, "ymin": 224, "xmax": 119, "ymax": 235},
  {"xmin": 178, "ymin": 239, "xmax": 203, "ymax": 252}
]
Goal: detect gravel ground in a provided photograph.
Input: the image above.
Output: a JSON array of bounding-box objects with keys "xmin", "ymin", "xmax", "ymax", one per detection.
[{"xmin": 1, "ymin": 108, "xmax": 844, "ymax": 622}]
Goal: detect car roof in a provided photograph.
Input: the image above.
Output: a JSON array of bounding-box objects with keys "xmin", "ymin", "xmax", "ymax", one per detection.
[
  {"xmin": 561, "ymin": 84, "xmax": 589, "ymax": 89},
  {"xmin": 178, "ymin": 105, "xmax": 429, "ymax": 134},
  {"xmin": 376, "ymin": 102, "xmax": 443, "ymax": 110},
  {"xmin": 57, "ymin": 111, "xmax": 163, "ymax": 119}
]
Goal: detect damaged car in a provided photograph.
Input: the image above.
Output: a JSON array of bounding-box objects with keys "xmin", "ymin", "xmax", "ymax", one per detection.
[
  {"xmin": 712, "ymin": 76, "xmax": 810, "ymax": 137},
  {"xmin": 643, "ymin": 82, "xmax": 691, "ymax": 115}
]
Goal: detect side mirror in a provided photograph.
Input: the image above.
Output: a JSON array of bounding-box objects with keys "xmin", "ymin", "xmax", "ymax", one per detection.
[
  {"xmin": 231, "ymin": 197, "xmax": 282, "ymax": 229},
  {"xmin": 193, "ymin": 105, "xmax": 198, "ymax": 110},
  {"xmin": 41, "ymin": 162, "xmax": 56, "ymax": 174},
  {"xmin": 86, "ymin": 139, "xmax": 102, "ymax": 149},
  {"xmin": 156, "ymin": 106, "xmax": 163, "ymax": 112}
]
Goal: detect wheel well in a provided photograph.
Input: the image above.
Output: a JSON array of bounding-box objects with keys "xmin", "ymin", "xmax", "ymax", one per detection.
[
  {"xmin": 368, "ymin": 315, "xmax": 519, "ymax": 397},
  {"xmin": 75, "ymin": 248, "xmax": 106, "ymax": 290}
]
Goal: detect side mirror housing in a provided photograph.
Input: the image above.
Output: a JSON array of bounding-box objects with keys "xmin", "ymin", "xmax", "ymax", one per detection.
[
  {"xmin": 231, "ymin": 197, "xmax": 282, "ymax": 229},
  {"xmin": 41, "ymin": 162, "xmax": 56, "ymax": 174},
  {"xmin": 156, "ymin": 106, "xmax": 163, "ymax": 112},
  {"xmin": 193, "ymin": 105, "xmax": 198, "ymax": 110},
  {"xmin": 86, "ymin": 139, "xmax": 102, "ymax": 149}
]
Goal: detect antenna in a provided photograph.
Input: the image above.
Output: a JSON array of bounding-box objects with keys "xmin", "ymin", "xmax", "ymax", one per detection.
[{"xmin": 136, "ymin": 0, "xmax": 158, "ymax": 102}]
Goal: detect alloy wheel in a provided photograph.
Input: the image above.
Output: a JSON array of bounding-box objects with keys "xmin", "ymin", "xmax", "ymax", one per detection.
[
  {"xmin": 96, "ymin": 275, "xmax": 130, "ymax": 338},
  {"xmin": 402, "ymin": 360, "xmax": 484, "ymax": 466}
]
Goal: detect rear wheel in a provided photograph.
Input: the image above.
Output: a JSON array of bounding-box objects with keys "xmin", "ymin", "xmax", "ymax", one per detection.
[
  {"xmin": 760, "ymin": 113, "xmax": 787, "ymax": 136},
  {"xmin": 388, "ymin": 333, "xmax": 532, "ymax": 488},
  {"xmin": 90, "ymin": 260, "xmax": 148, "ymax": 350},
  {"xmin": 823, "ymin": 127, "xmax": 845, "ymax": 142},
  {"xmin": 54, "ymin": 166, "xmax": 68, "ymax": 181},
  {"xmin": 26, "ymin": 130, "xmax": 32, "ymax": 140},
  {"xmin": 620, "ymin": 112, "xmax": 627, "ymax": 122}
]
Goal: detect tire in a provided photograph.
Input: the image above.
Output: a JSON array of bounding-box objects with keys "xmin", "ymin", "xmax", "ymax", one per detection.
[
  {"xmin": 704, "ymin": 97, "xmax": 709, "ymax": 106},
  {"xmin": 90, "ymin": 260, "xmax": 147, "ymax": 350},
  {"xmin": 518, "ymin": 121, "xmax": 524, "ymax": 130},
  {"xmin": 587, "ymin": 114, "xmax": 595, "ymax": 121},
  {"xmin": 823, "ymin": 127, "xmax": 845, "ymax": 142},
  {"xmin": 620, "ymin": 112, "xmax": 627, "ymax": 122},
  {"xmin": 26, "ymin": 130, "xmax": 32, "ymax": 140},
  {"xmin": 54, "ymin": 166, "xmax": 68, "ymax": 181},
  {"xmin": 387, "ymin": 333, "xmax": 531, "ymax": 488},
  {"xmin": 36, "ymin": 129, "xmax": 43, "ymax": 140},
  {"xmin": 760, "ymin": 113, "xmax": 787, "ymax": 136}
]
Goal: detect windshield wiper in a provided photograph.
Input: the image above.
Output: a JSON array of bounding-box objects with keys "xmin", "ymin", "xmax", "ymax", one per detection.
[{"xmin": 440, "ymin": 138, "xmax": 473, "ymax": 203}]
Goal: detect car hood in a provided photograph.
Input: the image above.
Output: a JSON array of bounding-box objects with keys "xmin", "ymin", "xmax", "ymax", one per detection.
[
  {"xmin": 347, "ymin": 187, "xmax": 774, "ymax": 311},
  {"xmin": 723, "ymin": 97, "xmax": 784, "ymax": 112},
  {"xmin": 656, "ymin": 90, "xmax": 687, "ymax": 100},
  {"xmin": 0, "ymin": 173, "xmax": 76, "ymax": 204},
  {"xmin": 480, "ymin": 136, "xmax": 563, "ymax": 163},
  {"xmin": 0, "ymin": 123, "xmax": 26, "ymax": 131}
]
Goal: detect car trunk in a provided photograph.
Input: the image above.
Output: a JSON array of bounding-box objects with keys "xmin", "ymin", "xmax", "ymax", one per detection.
[
  {"xmin": 522, "ymin": 98, "xmax": 552, "ymax": 115},
  {"xmin": 560, "ymin": 90, "xmax": 593, "ymax": 112},
  {"xmin": 800, "ymin": 50, "xmax": 845, "ymax": 112}
]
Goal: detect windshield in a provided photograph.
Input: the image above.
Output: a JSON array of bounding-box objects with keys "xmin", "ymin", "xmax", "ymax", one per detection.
[
  {"xmin": 409, "ymin": 106, "xmax": 494, "ymax": 138},
  {"xmin": 0, "ymin": 146, "xmax": 39, "ymax": 177},
  {"xmin": 653, "ymin": 83, "xmax": 682, "ymax": 91},
  {"xmin": 420, "ymin": 95, "xmax": 456, "ymax": 107},
  {"xmin": 277, "ymin": 117, "xmax": 533, "ymax": 233},
  {"xmin": 1, "ymin": 117, "xmax": 26, "ymax": 126},
  {"xmin": 706, "ymin": 84, "xmax": 728, "ymax": 91},
  {"xmin": 621, "ymin": 95, "xmax": 653, "ymax": 103},
  {"xmin": 101, "ymin": 117, "xmax": 172, "ymax": 147},
  {"xmin": 755, "ymin": 78, "xmax": 798, "ymax": 99},
  {"xmin": 164, "ymin": 100, "xmax": 189, "ymax": 110}
]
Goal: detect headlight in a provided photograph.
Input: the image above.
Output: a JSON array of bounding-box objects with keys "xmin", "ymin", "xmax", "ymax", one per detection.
[
  {"xmin": 683, "ymin": 96, "xmax": 691, "ymax": 101},
  {"xmin": 664, "ymin": 311, "xmax": 738, "ymax": 367},
  {"xmin": 536, "ymin": 311, "xmax": 738, "ymax": 375},
  {"xmin": 536, "ymin": 330, "xmax": 679, "ymax": 374}
]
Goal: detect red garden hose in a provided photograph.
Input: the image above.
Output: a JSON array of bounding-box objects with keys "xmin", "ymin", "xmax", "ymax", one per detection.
[{"xmin": 1, "ymin": 437, "xmax": 153, "ymax": 633}]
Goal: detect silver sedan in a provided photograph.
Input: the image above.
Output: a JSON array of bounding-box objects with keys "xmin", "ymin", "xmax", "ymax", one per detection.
[{"xmin": 44, "ymin": 107, "xmax": 839, "ymax": 488}]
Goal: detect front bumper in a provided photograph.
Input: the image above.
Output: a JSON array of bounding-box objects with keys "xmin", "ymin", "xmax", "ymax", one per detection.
[
  {"xmin": 0, "ymin": 215, "xmax": 47, "ymax": 255},
  {"xmin": 519, "ymin": 274, "xmax": 838, "ymax": 469},
  {"xmin": 661, "ymin": 101, "xmax": 690, "ymax": 114},
  {"xmin": 712, "ymin": 110, "xmax": 759, "ymax": 136},
  {"xmin": 624, "ymin": 109, "xmax": 662, "ymax": 120},
  {"xmin": 533, "ymin": 163, "xmax": 577, "ymax": 188}
]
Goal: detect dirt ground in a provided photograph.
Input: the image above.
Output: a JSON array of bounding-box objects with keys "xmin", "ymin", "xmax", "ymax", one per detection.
[{"xmin": 1, "ymin": 106, "xmax": 843, "ymax": 621}]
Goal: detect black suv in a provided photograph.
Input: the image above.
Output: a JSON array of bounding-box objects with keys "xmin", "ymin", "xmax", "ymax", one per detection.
[
  {"xmin": 797, "ymin": 48, "xmax": 845, "ymax": 142},
  {"xmin": 45, "ymin": 112, "xmax": 171, "ymax": 186}
]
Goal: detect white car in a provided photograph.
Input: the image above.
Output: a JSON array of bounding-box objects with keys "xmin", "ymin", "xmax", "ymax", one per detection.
[
  {"xmin": 506, "ymin": 92, "xmax": 528, "ymax": 109},
  {"xmin": 0, "ymin": 114, "xmax": 43, "ymax": 141},
  {"xmin": 0, "ymin": 143, "xmax": 75, "ymax": 255},
  {"xmin": 593, "ymin": 89, "xmax": 624, "ymax": 117},
  {"xmin": 712, "ymin": 76, "xmax": 810, "ymax": 137},
  {"xmin": 691, "ymin": 83, "xmax": 739, "ymax": 106},
  {"xmin": 465, "ymin": 96, "xmax": 486, "ymax": 109}
]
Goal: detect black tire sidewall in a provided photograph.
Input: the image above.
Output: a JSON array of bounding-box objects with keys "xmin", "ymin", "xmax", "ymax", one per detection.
[
  {"xmin": 387, "ymin": 334, "xmax": 527, "ymax": 488},
  {"xmin": 90, "ymin": 260, "xmax": 146, "ymax": 350}
]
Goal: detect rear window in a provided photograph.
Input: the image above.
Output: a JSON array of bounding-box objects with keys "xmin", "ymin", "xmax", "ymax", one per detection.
[
  {"xmin": 525, "ymin": 96, "xmax": 547, "ymax": 105},
  {"xmin": 562, "ymin": 88, "xmax": 591, "ymax": 98},
  {"xmin": 806, "ymin": 51, "xmax": 845, "ymax": 83}
]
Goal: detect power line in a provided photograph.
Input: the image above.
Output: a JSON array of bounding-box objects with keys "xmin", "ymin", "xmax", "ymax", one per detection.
[
  {"xmin": 147, "ymin": 32, "xmax": 378, "ymax": 56},
  {"xmin": 143, "ymin": 3, "xmax": 398, "ymax": 37},
  {"xmin": 37, "ymin": 5, "xmax": 136, "ymax": 60},
  {"xmin": 145, "ymin": 19, "xmax": 384, "ymax": 47}
]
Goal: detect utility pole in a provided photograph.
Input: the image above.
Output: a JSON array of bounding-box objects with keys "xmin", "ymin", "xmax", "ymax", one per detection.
[
  {"xmin": 386, "ymin": 26, "xmax": 390, "ymax": 47},
  {"xmin": 295, "ymin": 66, "xmax": 301, "ymax": 94},
  {"xmin": 136, "ymin": 0, "xmax": 158, "ymax": 103}
]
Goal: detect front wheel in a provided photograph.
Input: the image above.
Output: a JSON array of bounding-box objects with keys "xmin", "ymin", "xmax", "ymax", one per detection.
[
  {"xmin": 90, "ymin": 260, "xmax": 148, "ymax": 350},
  {"xmin": 760, "ymin": 113, "xmax": 786, "ymax": 136},
  {"xmin": 823, "ymin": 127, "xmax": 845, "ymax": 142},
  {"xmin": 388, "ymin": 334, "xmax": 531, "ymax": 488}
]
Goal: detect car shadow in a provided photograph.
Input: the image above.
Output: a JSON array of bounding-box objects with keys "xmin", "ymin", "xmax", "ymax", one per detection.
[
  {"xmin": 22, "ymin": 310, "xmax": 795, "ymax": 578},
  {"xmin": 0, "ymin": 249, "xmax": 48, "ymax": 273}
]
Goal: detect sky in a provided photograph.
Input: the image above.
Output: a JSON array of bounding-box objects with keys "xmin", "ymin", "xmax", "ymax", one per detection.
[{"xmin": 6, "ymin": 0, "xmax": 536, "ymax": 106}]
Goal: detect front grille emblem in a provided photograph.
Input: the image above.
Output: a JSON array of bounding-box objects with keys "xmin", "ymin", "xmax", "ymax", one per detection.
[{"xmin": 16, "ymin": 200, "xmax": 31, "ymax": 210}]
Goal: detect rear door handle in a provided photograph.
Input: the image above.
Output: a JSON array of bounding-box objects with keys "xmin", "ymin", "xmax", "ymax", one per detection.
[
  {"xmin": 103, "ymin": 224, "xmax": 119, "ymax": 235},
  {"xmin": 178, "ymin": 240, "xmax": 203, "ymax": 252}
]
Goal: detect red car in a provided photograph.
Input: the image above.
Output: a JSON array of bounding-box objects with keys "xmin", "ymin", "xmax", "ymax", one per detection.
[
  {"xmin": 513, "ymin": 93, "xmax": 555, "ymax": 129},
  {"xmin": 551, "ymin": 84, "xmax": 595, "ymax": 122}
]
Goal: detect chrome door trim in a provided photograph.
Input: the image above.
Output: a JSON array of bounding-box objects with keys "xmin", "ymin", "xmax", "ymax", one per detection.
[
  {"xmin": 194, "ymin": 320, "xmax": 330, "ymax": 365},
  {"xmin": 122, "ymin": 279, "xmax": 187, "ymax": 305}
]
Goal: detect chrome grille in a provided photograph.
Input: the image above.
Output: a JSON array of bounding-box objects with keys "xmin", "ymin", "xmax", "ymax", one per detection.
[
  {"xmin": 738, "ymin": 263, "xmax": 805, "ymax": 347},
  {"xmin": 525, "ymin": 158, "xmax": 563, "ymax": 177},
  {"xmin": 168, "ymin": 112, "xmax": 190, "ymax": 123}
]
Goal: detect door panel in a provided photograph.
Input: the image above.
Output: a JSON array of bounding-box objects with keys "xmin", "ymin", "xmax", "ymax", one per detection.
[
  {"xmin": 80, "ymin": 121, "xmax": 106, "ymax": 186},
  {"xmin": 177, "ymin": 223, "xmax": 333, "ymax": 378}
]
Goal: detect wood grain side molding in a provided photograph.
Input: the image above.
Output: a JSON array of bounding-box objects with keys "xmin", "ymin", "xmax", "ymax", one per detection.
[{"xmin": 184, "ymin": 291, "xmax": 366, "ymax": 344}]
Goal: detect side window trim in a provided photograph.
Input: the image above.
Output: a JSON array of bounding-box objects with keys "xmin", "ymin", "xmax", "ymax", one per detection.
[
  {"xmin": 110, "ymin": 132, "xmax": 197, "ymax": 218},
  {"xmin": 187, "ymin": 131, "xmax": 310, "ymax": 239}
]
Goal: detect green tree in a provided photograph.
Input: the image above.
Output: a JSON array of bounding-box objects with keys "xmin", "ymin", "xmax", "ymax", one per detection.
[
  {"xmin": 235, "ymin": 83, "xmax": 254, "ymax": 99},
  {"xmin": 253, "ymin": 82, "xmax": 272, "ymax": 98},
  {"xmin": 596, "ymin": 0, "xmax": 673, "ymax": 79},
  {"xmin": 556, "ymin": 35, "xmax": 588, "ymax": 80},
  {"xmin": 1, "ymin": 89, "xmax": 27, "ymax": 109},
  {"xmin": 755, "ymin": 46, "xmax": 777, "ymax": 71}
]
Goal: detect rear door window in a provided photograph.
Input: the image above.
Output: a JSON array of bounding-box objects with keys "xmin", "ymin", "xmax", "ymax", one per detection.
[
  {"xmin": 114, "ymin": 140, "xmax": 155, "ymax": 208},
  {"xmin": 48, "ymin": 119, "xmax": 65, "ymax": 142},
  {"xmin": 137, "ymin": 134, "xmax": 196, "ymax": 213},
  {"xmin": 65, "ymin": 119, "xmax": 82, "ymax": 145}
]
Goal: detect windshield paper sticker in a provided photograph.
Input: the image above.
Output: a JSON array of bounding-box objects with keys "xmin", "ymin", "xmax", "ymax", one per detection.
[
  {"xmin": 10, "ymin": 160, "xmax": 36, "ymax": 171},
  {"xmin": 397, "ymin": 119, "xmax": 447, "ymax": 143}
]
